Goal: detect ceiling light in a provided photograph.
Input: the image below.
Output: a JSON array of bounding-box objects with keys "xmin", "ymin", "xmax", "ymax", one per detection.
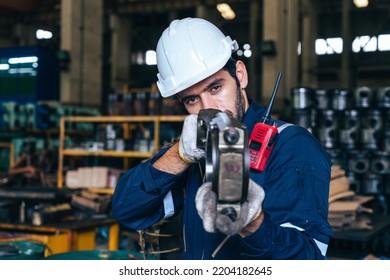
[
  {"xmin": 8, "ymin": 56, "xmax": 38, "ymax": 64},
  {"xmin": 216, "ymin": 3, "xmax": 236, "ymax": 20},
  {"xmin": 353, "ymin": 0, "xmax": 369, "ymax": 8},
  {"xmin": 36, "ymin": 29, "xmax": 53, "ymax": 40},
  {"xmin": 0, "ymin": 64, "xmax": 10, "ymax": 70},
  {"xmin": 145, "ymin": 50, "xmax": 157, "ymax": 65}
]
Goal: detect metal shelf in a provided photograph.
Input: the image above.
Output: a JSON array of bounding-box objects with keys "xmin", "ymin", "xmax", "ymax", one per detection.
[
  {"xmin": 62, "ymin": 149, "xmax": 153, "ymax": 158},
  {"xmin": 57, "ymin": 115, "xmax": 186, "ymax": 188}
]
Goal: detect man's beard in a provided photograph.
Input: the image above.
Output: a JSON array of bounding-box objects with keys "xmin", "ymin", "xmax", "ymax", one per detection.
[{"xmin": 225, "ymin": 86, "xmax": 246, "ymax": 121}]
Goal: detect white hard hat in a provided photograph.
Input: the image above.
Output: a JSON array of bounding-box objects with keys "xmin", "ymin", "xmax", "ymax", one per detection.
[{"xmin": 156, "ymin": 17, "xmax": 239, "ymax": 98}]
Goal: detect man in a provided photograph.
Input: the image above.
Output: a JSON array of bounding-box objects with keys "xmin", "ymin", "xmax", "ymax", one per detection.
[{"xmin": 112, "ymin": 17, "xmax": 333, "ymax": 259}]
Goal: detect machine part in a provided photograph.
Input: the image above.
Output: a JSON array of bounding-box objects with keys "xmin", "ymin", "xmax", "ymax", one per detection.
[
  {"xmin": 383, "ymin": 109, "xmax": 390, "ymax": 151},
  {"xmin": 71, "ymin": 191, "xmax": 111, "ymax": 214},
  {"xmin": 326, "ymin": 148, "xmax": 346, "ymax": 169},
  {"xmin": 317, "ymin": 127, "xmax": 337, "ymax": 149},
  {"xmin": 105, "ymin": 124, "xmax": 116, "ymax": 150},
  {"xmin": 83, "ymin": 141, "xmax": 104, "ymax": 151},
  {"xmin": 30, "ymin": 203, "xmax": 73, "ymax": 226},
  {"xmin": 339, "ymin": 109, "xmax": 360, "ymax": 150},
  {"xmin": 156, "ymin": 17, "xmax": 239, "ymax": 97},
  {"xmin": 361, "ymin": 173, "xmax": 383, "ymax": 195},
  {"xmin": 360, "ymin": 125, "xmax": 378, "ymax": 151},
  {"xmin": 346, "ymin": 171, "xmax": 361, "ymax": 194},
  {"xmin": 340, "ymin": 109, "xmax": 360, "ymax": 129},
  {"xmin": 369, "ymin": 193, "xmax": 389, "ymax": 215},
  {"xmin": 292, "ymin": 108, "xmax": 313, "ymax": 130},
  {"xmin": 347, "ymin": 150, "xmax": 370, "ymax": 174},
  {"xmin": 313, "ymin": 88, "xmax": 330, "ymax": 110},
  {"xmin": 332, "ymin": 88, "xmax": 352, "ymax": 111},
  {"xmin": 370, "ymin": 151, "xmax": 390, "ymax": 175},
  {"xmin": 385, "ymin": 175, "xmax": 390, "ymax": 195},
  {"xmin": 355, "ymin": 86, "xmax": 374, "ymax": 108},
  {"xmin": 377, "ymin": 87, "xmax": 390, "ymax": 108},
  {"xmin": 360, "ymin": 109, "xmax": 383, "ymax": 130},
  {"xmin": 360, "ymin": 109, "xmax": 383, "ymax": 150},
  {"xmin": 197, "ymin": 109, "xmax": 249, "ymax": 223},
  {"xmin": 196, "ymin": 109, "xmax": 222, "ymax": 150},
  {"xmin": 291, "ymin": 87, "xmax": 313, "ymax": 109},
  {"xmin": 315, "ymin": 110, "xmax": 338, "ymax": 149},
  {"xmin": 384, "ymin": 131, "xmax": 390, "ymax": 152}
]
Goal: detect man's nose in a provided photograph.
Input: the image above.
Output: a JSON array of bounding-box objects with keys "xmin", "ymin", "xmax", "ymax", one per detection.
[{"xmin": 201, "ymin": 95, "xmax": 218, "ymax": 109}]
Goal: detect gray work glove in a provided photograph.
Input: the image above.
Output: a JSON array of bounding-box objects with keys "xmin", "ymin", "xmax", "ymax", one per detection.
[
  {"xmin": 195, "ymin": 179, "xmax": 265, "ymax": 236},
  {"xmin": 178, "ymin": 114, "xmax": 205, "ymax": 163}
]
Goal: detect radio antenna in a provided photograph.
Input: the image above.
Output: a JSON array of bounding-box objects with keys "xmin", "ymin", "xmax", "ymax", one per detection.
[{"xmin": 262, "ymin": 72, "xmax": 282, "ymax": 124}]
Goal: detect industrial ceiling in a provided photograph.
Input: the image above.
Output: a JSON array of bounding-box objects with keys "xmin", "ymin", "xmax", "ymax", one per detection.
[
  {"xmin": 1, "ymin": 0, "xmax": 389, "ymax": 46},
  {"xmin": 0, "ymin": 0, "xmax": 389, "ymax": 89}
]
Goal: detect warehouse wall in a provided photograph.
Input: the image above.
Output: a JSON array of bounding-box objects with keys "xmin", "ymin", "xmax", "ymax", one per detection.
[{"xmin": 0, "ymin": 0, "xmax": 389, "ymax": 110}]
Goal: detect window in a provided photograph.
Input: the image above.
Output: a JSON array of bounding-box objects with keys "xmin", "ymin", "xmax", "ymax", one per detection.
[
  {"xmin": 315, "ymin": 38, "xmax": 343, "ymax": 55},
  {"xmin": 314, "ymin": 34, "xmax": 390, "ymax": 55},
  {"xmin": 352, "ymin": 36, "xmax": 377, "ymax": 52},
  {"xmin": 378, "ymin": 34, "xmax": 390, "ymax": 51}
]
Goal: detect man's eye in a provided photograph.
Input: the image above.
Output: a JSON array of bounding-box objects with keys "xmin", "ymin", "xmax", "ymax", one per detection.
[
  {"xmin": 210, "ymin": 85, "xmax": 221, "ymax": 92},
  {"xmin": 184, "ymin": 96, "xmax": 199, "ymax": 105}
]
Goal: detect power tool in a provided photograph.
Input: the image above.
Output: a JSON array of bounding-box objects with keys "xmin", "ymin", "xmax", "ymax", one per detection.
[
  {"xmin": 197, "ymin": 109, "xmax": 249, "ymax": 222},
  {"xmin": 249, "ymin": 72, "xmax": 282, "ymax": 172}
]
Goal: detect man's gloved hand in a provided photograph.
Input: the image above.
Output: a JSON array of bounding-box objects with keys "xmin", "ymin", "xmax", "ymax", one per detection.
[
  {"xmin": 195, "ymin": 179, "xmax": 265, "ymax": 236},
  {"xmin": 178, "ymin": 114, "xmax": 205, "ymax": 163}
]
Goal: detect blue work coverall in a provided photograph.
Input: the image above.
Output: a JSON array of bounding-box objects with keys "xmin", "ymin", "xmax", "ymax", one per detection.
[{"xmin": 112, "ymin": 100, "xmax": 333, "ymax": 259}]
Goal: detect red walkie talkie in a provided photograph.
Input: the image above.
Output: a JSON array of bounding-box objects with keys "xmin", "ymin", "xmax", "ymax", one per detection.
[{"xmin": 249, "ymin": 72, "xmax": 282, "ymax": 172}]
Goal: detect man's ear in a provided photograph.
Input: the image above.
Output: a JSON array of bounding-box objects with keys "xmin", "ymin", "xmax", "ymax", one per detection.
[{"xmin": 236, "ymin": 60, "xmax": 248, "ymax": 89}]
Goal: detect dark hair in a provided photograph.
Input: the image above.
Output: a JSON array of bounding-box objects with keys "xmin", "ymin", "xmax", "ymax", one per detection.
[{"xmin": 222, "ymin": 57, "xmax": 240, "ymax": 88}]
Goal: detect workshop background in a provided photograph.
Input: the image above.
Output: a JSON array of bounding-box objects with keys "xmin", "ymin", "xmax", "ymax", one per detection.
[{"xmin": 0, "ymin": 0, "xmax": 390, "ymax": 260}]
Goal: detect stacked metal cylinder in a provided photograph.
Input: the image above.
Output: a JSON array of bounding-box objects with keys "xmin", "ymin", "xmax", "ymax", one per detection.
[{"xmin": 291, "ymin": 86, "xmax": 390, "ymax": 214}]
